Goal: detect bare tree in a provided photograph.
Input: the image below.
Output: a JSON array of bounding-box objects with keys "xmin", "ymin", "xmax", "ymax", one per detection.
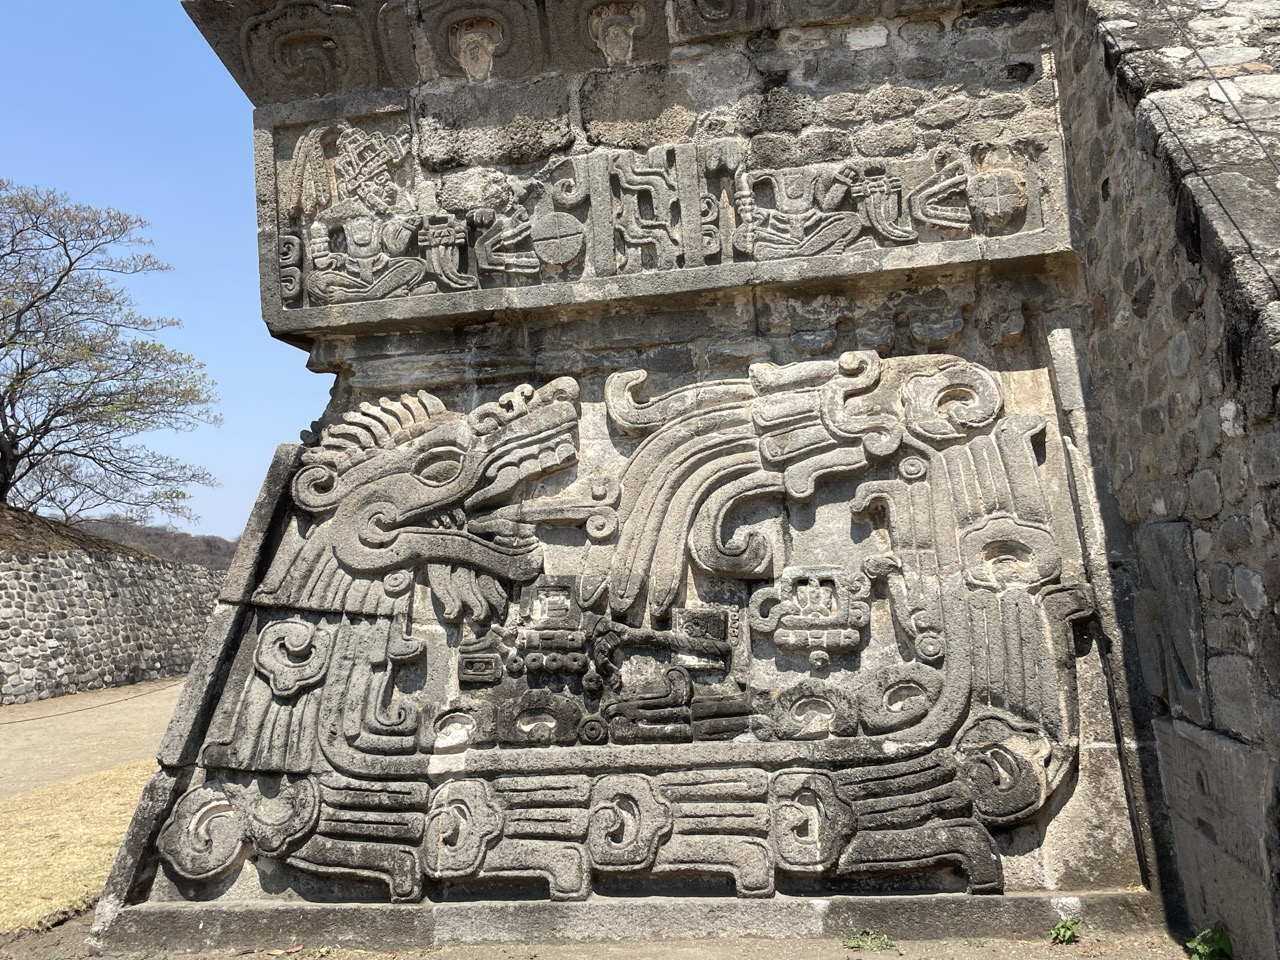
[{"xmin": 0, "ymin": 179, "xmax": 220, "ymax": 522}]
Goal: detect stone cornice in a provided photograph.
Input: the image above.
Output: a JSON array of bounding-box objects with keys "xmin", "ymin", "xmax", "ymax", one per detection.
[{"xmin": 183, "ymin": 0, "xmax": 1022, "ymax": 105}]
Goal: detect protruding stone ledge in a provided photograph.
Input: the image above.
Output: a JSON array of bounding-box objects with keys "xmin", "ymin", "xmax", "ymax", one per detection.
[
  {"xmin": 184, "ymin": 0, "xmax": 1023, "ymax": 106},
  {"xmin": 100, "ymin": 890, "xmax": 1166, "ymax": 954},
  {"xmin": 267, "ymin": 225, "xmax": 1072, "ymax": 342}
]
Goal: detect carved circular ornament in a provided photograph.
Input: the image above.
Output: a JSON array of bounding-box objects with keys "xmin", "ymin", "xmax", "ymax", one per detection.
[
  {"xmin": 578, "ymin": 715, "xmax": 610, "ymax": 745},
  {"xmin": 899, "ymin": 456, "xmax": 928, "ymax": 480},
  {"xmin": 157, "ymin": 784, "xmax": 248, "ymax": 883},
  {"xmin": 967, "ymin": 168, "xmax": 1028, "ymax": 233},
  {"xmin": 531, "ymin": 212, "xmax": 587, "ymax": 266}
]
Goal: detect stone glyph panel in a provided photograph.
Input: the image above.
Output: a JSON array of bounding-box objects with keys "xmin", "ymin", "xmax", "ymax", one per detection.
[
  {"xmin": 275, "ymin": 120, "xmax": 1050, "ymax": 306},
  {"xmin": 153, "ymin": 350, "xmax": 1099, "ymax": 902},
  {"xmin": 252, "ymin": 4, "xmax": 1068, "ymax": 337}
]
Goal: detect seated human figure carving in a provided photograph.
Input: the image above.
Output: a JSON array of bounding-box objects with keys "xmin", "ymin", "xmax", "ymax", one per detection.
[
  {"xmin": 738, "ymin": 162, "xmax": 918, "ymax": 260},
  {"xmin": 303, "ymin": 126, "xmax": 430, "ymax": 305}
]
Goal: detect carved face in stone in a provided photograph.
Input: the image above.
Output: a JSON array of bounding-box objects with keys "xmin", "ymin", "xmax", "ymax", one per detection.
[
  {"xmin": 449, "ymin": 16, "xmax": 503, "ymax": 82},
  {"xmin": 291, "ymin": 379, "xmax": 581, "ymax": 582},
  {"xmin": 589, "ymin": 4, "xmax": 645, "ymax": 66},
  {"xmin": 353, "ymin": 168, "xmax": 400, "ymax": 214},
  {"xmin": 591, "ymin": 3, "xmax": 650, "ymax": 66},
  {"xmin": 343, "ymin": 217, "xmax": 378, "ymax": 252}
]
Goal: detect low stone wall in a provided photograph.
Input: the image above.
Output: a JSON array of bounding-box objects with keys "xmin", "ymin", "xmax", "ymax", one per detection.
[{"xmin": 0, "ymin": 550, "xmax": 222, "ymax": 706}]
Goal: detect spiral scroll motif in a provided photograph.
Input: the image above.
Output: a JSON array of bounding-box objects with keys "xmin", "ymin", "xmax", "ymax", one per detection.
[{"xmin": 587, "ymin": 775, "xmax": 673, "ymax": 868}]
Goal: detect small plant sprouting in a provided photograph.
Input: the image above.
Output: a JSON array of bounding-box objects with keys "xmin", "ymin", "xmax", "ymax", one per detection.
[
  {"xmin": 843, "ymin": 929, "xmax": 895, "ymax": 951},
  {"xmin": 1050, "ymin": 918, "xmax": 1082, "ymax": 945},
  {"xmin": 964, "ymin": 937, "xmax": 986, "ymax": 947},
  {"xmin": 1186, "ymin": 922, "xmax": 1233, "ymax": 960}
]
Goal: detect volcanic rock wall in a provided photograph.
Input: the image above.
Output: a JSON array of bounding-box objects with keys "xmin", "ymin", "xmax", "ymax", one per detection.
[
  {"xmin": 1056, "ymin": 0, "xmax": 1280, "ymax": 955},
  {"xmin": 0, "ymin": 550, "xmax": 221, "ymax": 705}
]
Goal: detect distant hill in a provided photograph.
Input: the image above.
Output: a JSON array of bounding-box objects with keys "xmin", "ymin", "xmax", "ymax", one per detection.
[
  {"xmin": 0, "ymin": 506, "xmax": 238, "ymax": 570},
  {"xmin": 0, "ymin": 505, "xmax": 154, "ymax": 558},
  {"xmin": 73, "ymin": 516, "xmax": 239, "ymax": 570}
]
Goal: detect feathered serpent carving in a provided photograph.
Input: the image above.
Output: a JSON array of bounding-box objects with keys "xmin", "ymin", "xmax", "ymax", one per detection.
[{"xmin": 305, "ymin": 391, "xmax": 448, "ymax": 475}]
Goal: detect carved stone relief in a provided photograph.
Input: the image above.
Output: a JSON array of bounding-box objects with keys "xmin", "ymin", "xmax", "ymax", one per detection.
[
  {"xmin": 419, "ymin": 0, "xmax": 545, "ymax": 81},
  {"xmin": 116, "ymin": 0, "xmax": 1155, "ymax": 948},
  {"xmin": 161, "ymin": 351, "xmax": 1091, "ymax": 902},
  {"xmin": 192, "ymin": 0, "xmax": 1005, "ymax": 105},
  {"xmin": 212, "ymin": 0, "xmax": 419, "ymax": 102},
  {"xmin": 549, "ymin": 0, "xmax": 669, "ymax": 69},
  {"xmin": 276, "ymin": 122, "xmax": 1045, "ymax": 310}
]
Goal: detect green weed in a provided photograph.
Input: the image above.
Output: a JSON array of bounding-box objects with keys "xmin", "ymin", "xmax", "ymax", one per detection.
[
  {"xmin": 843, "ymin": 929, "xmax": 895, "ymax": 951},
  {"xmin": 1186, "ymin": 922, "xmax": 1233, "ymax": 960},
  {"xmin": 1050, "ymin": 918, "xmax": 1082, "ymax": 945}
]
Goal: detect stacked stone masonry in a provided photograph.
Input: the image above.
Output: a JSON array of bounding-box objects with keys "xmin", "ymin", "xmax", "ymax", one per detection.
[
  {"xmin": 1057, "ymin": 0, "xmax": 1280, "ymax": 956},
  {"xmin": 0, "ymin": 550, "xmax": 222, "ymax": 706},
  {"xmin": 93, "ymin": 0, "xmax": 1278, "ymax": 954}
]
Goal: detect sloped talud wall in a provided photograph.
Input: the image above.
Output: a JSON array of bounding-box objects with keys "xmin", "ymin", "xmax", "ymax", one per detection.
[
  {"xmin": 1057, "ymin": 0, "xmax": 1280, "ymax": 955},
  {"xmin": 0, "ymin": 550, "xmax": 222, "ymax": 706}
]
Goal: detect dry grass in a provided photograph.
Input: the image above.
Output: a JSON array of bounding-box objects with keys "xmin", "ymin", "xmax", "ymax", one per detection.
[
  {"xmin": 0, "ymin": 504, "xmax": 152, "ymax": 558},
  {"xmin": 0, "ymin": 759, "xmax": 156, "ymax": 934}
]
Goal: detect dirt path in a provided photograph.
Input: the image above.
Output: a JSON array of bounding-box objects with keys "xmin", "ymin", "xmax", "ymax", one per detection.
[{"xmin": 0, "ymin": 678, "xmax": 181, "ymax": 800}]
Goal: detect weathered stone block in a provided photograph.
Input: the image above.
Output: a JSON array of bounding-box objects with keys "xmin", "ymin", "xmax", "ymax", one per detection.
[
  {"xmin": 415, "ymin": 78, "xmax": 574, "ymax": 171},
  {"xmin": 1154, "ymin": 719, "xmax": 1279, "ymax": 960},
  {"xmin": 1135, "ymin": 520, "xmax": 1211, "ymax": 725}
]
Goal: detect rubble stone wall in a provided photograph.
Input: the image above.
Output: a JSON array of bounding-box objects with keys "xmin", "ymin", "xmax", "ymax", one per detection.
[
  {"xmin": 0, "ymin": 550, "xmax": 221, "ymax": 706},
  {"xmin": 1056, "ymin": 0, "xmax": 1280, "ymax": 955}
]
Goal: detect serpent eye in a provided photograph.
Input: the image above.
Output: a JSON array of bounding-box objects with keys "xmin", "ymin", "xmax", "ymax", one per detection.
[{"xmin": 411, "ymin": 446, "xmax": 465, "ymax": 486}]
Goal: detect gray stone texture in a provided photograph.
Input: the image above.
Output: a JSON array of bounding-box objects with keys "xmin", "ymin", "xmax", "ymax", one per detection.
[
  {"xmin": 248, "ymin": 1, "xmax": 1068, "ymax": 339},
  {"xmin": 103, "ymin": 891, "xmax": 1164, "ymax": 953},
  {"xmin": 1135, "ymin": 521, "xmax": 1210, "ymax": 726},
  {"xmin": 0, "ymin": 550, "xmax": 220, "ymax": 706},
  {"xmin": 93, "ymin": 0, "xmax": 1280, "ymax": 952},
  {"xmin": 1056, "ymin": 0, "xmax": 1280, "ymax": 951},
  {"xmin": 1155, "ymin": 719, "xmax": 1279, "ymax": 960}
]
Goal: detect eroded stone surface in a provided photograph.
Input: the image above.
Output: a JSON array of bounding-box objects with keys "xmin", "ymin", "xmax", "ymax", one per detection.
[
  {"xmin": 232, "ymin": 0, "xmax": 1069, "ymax": 337},
  {"xmin": 93, "ymin": 0, "xmax": 1193, "ymax": 950},
  {"xmin": 140, "ymin": 353, "xmax": 1106, "ymax": 905},
  {"xmin": 1056, "ymin": 0, "xmax": 1280, "ymax": 951}
]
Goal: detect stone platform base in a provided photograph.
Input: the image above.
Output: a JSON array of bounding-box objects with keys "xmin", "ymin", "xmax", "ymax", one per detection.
[{"xmin": 101, "ymin": 891, "xmax": 1166, "ymax": 954}]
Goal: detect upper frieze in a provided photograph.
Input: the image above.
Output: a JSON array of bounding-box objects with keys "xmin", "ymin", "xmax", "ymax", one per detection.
[{"xmin": 183, "ymin": 0, "xmax": 1027, "ymax": 105}]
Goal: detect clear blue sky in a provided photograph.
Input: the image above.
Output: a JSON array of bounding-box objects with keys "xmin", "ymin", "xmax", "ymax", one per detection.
[{"xmin": 6, "ymin": 3, "xmax": 334, "ymax": 539}]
